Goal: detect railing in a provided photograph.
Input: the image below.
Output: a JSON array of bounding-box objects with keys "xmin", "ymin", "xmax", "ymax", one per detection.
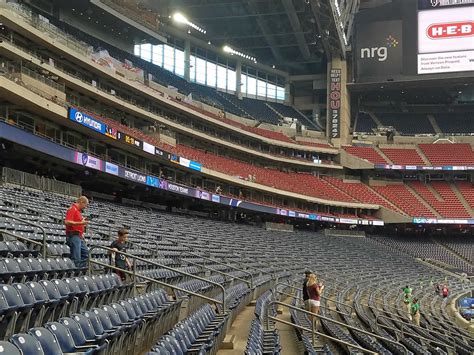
[
  {"xmin": 1, "ymin": 167, "xmax": 81, "ymax": 197},
  {"xmin": 180, "ymin": 257, "xmax": 252, "ymax": 288},
  {"xmin": 127, "ymin": 239, "xmax": 159, "ymax": 256},
  {"xmin": 286, "ymin": 284, "xmax": 354, "ymax": 315},
  {"xmin": 266, "ymin": 300, "xmax": 408, "ymax": 354},
  {"xmin": 367, "ymin": 300, "xmax": 451, "ymax": 335},
  {"xmin": 179, "ymin": 249, "xmax": 254, "ymax": 289},
  {"xmin": 88, "ymin": 245, "xmax": 227, "ymax": 311},
  {"xmin": 0, "ymin": 229, "xmax": 44, "ymax": 254},
  {"xmin": 0, "ymin": 211, "xmax": 47, "ymax": 257},
  {"xmin": 20, "ymin": 65, "xmax": 65, "ymax": 92},
  {"xmin": 276, "ymin": 289, "xmax": 351, "ymax": 317},
  {"xmin": 374, "ymin": 314, "xmax": 457, "ymax": 352}
]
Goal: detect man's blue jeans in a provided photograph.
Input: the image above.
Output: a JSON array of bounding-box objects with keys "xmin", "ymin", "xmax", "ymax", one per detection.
[{"xmin": 66, "ymin": 233, "xmax": 88, "ymax": 268}]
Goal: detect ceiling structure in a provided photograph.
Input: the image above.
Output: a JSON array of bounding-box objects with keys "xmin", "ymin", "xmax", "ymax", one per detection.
[{"xmin": 136, "ymin": 0, "xmax": 360, "ymax": 75}]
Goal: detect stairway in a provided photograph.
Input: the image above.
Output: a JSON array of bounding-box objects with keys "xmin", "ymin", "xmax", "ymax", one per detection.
[
  {"xmin": 431, "ymin": 238, "xmax": 473, "ymax": 268},
  {"xmin": 374, "ymin": 146, "xmax": 393, "ymax": 164},
  {"xmin": 405, "ymin": 184, "xmax": 442, "ymax": 218},
  {"xmin": 451, "ymin": 183, "xmax": 474, "ymax": 217},
  {"xmin": 427, "ymin": 114, "xmax": 443, "ymax": 135},
  {"xmin": 415, "ymin": 146, "xmax": 432, "ymax": 166}
]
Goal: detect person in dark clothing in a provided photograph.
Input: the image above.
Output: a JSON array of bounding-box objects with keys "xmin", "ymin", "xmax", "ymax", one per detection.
[
  {"xmin": 109, "ymin": 228, "xmax": 131, "ymax": 281},
  {"xmin": 302, "ymin": 270, "xmax": 312, "ymax": 310}
]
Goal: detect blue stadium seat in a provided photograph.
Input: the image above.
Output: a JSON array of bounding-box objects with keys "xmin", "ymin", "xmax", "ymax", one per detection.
[{"xmin": 9, "ymin": 333, "xmax": 45, "ymax": 355}]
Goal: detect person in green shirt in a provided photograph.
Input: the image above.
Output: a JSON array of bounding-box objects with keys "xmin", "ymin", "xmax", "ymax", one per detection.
[
  {"xmin": 403, "ymin": 294, "xmax": 412, "ymax": 320},
  {"xmin": 402, "ymin": 285, "xmax": 412, "ymax": 298},
  {"xmin": 410, "ymin": 298, "xmax": 420, "ymax": 326}
]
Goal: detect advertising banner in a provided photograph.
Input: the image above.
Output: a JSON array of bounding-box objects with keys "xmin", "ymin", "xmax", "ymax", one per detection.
[
  {"xmin": 69, "ymin": 108, "xmax": 106, "ymax": 134},
  {"xmin": 417, "ymin": 5, "xmax": 474, "ymax": 74},
  {"xmin": 74, "ymin": 152, "xmax": 103, "ymax": 171},
  {"xmin": 329, "ymin": 68, "xmax": 341, "ymax": 139},
  {"xmin": 355, "ymin": 20, "xmax": 403, "ymax": 80},
  {"xmin": 105, "ymin": 162, "xmax": 119, "ymax": 176}
]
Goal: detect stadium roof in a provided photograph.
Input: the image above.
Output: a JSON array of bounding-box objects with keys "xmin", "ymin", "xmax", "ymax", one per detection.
[{"xmin": 143, "ymin": 0, "xmax": 360, "ymax": 75}]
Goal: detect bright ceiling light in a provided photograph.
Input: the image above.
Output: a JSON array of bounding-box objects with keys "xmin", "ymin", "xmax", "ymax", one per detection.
[
  {"xmin": 173, "ymin": 12, "xmax": 188, "ymax": 24},
  {"xmin": 223, "ymin": 45, "xmax": 232, "ymax": 53}
]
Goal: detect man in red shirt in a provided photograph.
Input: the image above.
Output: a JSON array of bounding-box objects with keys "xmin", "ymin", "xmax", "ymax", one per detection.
[{"xmin": 64, "ymin": 196, "xmax": 89, "ymax": 267}]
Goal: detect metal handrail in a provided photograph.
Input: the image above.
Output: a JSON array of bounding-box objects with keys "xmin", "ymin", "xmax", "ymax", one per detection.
[
  {"xmin": 179, "ymin": 249, "xmax": 254, "ymax": 288},
  {"xmin": 267, "ymin": 316, "xmax": 377, "ymax": 354},
  {"xmin": 374, "ymin": 314, "xmax": 457, "ymax": 351},
  {"xmin": 290, "ymin": 284, "xmax": 353, "ymax": 314},
  {"xmin": 0, "ymin": 212, "xmax": 47, "ymax": 257},
  {"xmin": 88, "ymin": 245, "xmax": 227, "ymax": 311},
  {"xmin": 0, "ymin": 229, "xmax": 44, "ymax": 252},
  {"xmin": 127, "ymin": 239, "xmax": 159, "ymax": 256},
  {"xmin": 276, "ymin": 290, "xmax": 351, "ymax": 318},
  {"xmin": 180, "ymin": 257, "xmax": 252, "ymax": 288},
  {"xmin": 266, "ymin": 300, "xmax": 408, "ymax": 354},
  {"xmin": 89, "ymin": 259, "xmax": 224, "ymax": 308},
  {"xmin": 374, "ymin": 319, "xmax": 456, "ymax": 353},
  {"xmin": 367, "ymin": 303, "xmax": 450, "ymax": 335}
]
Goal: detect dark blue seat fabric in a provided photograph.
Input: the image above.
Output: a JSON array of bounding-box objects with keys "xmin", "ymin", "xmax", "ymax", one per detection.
[
  {"xmin": 29, "ymin": 327, "xmax": 63, "ymax": 355},
  {"xmin": 10, "ymin": 333, "xmax": 45, "ymax": 355},
  {"xmin": 0, "ymin": 340, "xmax": 22, "ymax": 354}
]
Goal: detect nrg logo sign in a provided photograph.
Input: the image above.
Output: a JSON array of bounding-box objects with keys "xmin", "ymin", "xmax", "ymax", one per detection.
[{"xmin": 360, "ymin": 35, "xmax": 399, "ymax": 62}]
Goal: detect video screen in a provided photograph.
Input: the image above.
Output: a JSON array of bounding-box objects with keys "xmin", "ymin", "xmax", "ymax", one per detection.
[{"xmin": 417, "ymin": 1, "xmax": 474, "ymax": 74}]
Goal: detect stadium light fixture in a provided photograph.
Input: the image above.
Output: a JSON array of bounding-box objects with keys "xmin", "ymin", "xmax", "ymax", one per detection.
[
  {"xmin": 172, "ymin": 12, "xmax": 207, "ymax": 34},
  {"xmin": 222, "ymin": 45, "xmax": 257, "ymax": 63}
]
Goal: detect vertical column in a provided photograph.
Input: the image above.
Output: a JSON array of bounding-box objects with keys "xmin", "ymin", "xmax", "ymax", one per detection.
[
  {"xmin": 284, "ymin": 81, "xmax": 292, "ymax": 105},
  {"xmin": 235, "ymin": 60, "xmax": 242, "ymax": 99},
  {"xmin": 184, "ymin": 39, "xmax": 191, "ymax": 82},
  {"xmin": 326, "ymin": 58, "xmax": 351, "ymax": 147}
]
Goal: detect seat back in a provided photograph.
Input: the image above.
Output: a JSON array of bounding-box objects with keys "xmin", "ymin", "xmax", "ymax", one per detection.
[
  {"xmin": 45, "ymin": 321, "xmax": 76, "ymax": 353},
  {"xmin": 0, "ymin": 340, "xmax": 21, "ymax": 355},
  {"xmin": 29, "ymin": 327, "xmax": 62, "ymax": 355},
  {"xmin": 9, "ymin": 333, "xmax": 45, "ymax": 355}
]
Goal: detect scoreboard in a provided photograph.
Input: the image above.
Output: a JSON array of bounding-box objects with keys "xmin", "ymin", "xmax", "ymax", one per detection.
[{"xmin": 417, "ymin": 1, "xmax": 474, "ymax": 74}]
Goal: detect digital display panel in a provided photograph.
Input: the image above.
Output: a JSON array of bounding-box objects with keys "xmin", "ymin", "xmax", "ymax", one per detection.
[{"xmin": 417, "ymin": 3, "xmax": 474, "ymax": 74}]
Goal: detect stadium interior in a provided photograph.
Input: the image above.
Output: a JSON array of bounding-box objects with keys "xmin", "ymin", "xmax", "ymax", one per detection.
[{"xmin": 0, "ymin": 0, "xmax": 472, "ymax": 354}]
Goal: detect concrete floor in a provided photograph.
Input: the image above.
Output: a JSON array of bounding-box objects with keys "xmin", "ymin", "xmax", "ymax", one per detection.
[{"xmin": 217, "ymin": 304, "xmax": 255, "ymax": 355}]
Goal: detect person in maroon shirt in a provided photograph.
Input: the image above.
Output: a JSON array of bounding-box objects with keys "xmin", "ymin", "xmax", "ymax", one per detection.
[
  {"xmin": 64, "ymin": 196, "xmax": 89, "ymax": 267},
  {"xmin": 306, "ymin": 273, "xmax": 324, "ymax": 330}
]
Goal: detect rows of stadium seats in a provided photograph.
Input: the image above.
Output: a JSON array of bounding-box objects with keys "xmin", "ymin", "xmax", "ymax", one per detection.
[
  {"xmin": 418, "ymin": 144, "xmax": 474, "ymax": 166},
  {"xmin": 36, "ymin": 11, "xmax": 310, "ymax": 133},
  {"xmin": 343, "ymin": 146, "xmax": 388, "ymax": 164},
  {"xmin": 410, "ymin": 182, "xmax": 471, "ymax": 218},
  {"xmin": 354, "ymin": 112, "xmax": 377, "ymax": 133},
  {"xmin": 0, "ymin": 183, "xmax": 472, "ymax": 354},
  {"xmin": 375, "ymin": 113, "xmax": 436, "ymax": 135},
  {"xmin": 456, "ymin": 182, "xmax": 474, "ymax": 209},
  {"xmin": 434, "ymin": 113, "xmax": 474, "ymax": 135},
  {"xmin": 174, "ymin": 144, "xmax": 355, "ymax": 203},
  {"xmin": 245, "ymin": 290, "xmax": 282, "ymax": 354},
  {"xmin": 321, "ymin": 176, "xmax": 402, "ymax": 213},
  {"xmin": 355, "ymin": 112, "xmax": 472, "ymax": 135},
  {"xmin": 345, "ymin": 144, "xmax": 474, "ymax": 166},
  {"xmin": 380, "ymin": 147, "xmax": 426, "ymax": 165},
  {"xmin": 371, "ymin": 184, "xmax": 437, "ymax": 218},
  {"xmin": 368, "ymin": 235, "xmax": 473, "ymax": 275},
  {"xmin": 435, "ymin": 236, "xmax": 473, "ymax": 264}
]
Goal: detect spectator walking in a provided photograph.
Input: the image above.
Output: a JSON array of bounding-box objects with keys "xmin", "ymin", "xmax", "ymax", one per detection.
[
  {"xmin": 411, "ymin": 298, "xmax": 421, "ymax": 326},
  {"xmin": 109, "ymin": 228, "xmax": 132, "ymax": 281},
  {"xmin": 307, "ymin": 273, "xmax": 324, "ymax": 330},
  {"xmin": 302, "ymin": 270, "xmax": 312, "ymax": 310},
  {"xmin": 402, "ymin": 285, "xmax": 412, "ymax": 298},
  {"xmin": 442, "ymin": 285, "xmax": 449, "ymax": 298},
  {"xmin": 403, "ymin": 294, "xmax": 412, "ymax": 320},
  {"xmin": 64, "ymin": 196, "xmax": 89, "ymax": 267}
]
